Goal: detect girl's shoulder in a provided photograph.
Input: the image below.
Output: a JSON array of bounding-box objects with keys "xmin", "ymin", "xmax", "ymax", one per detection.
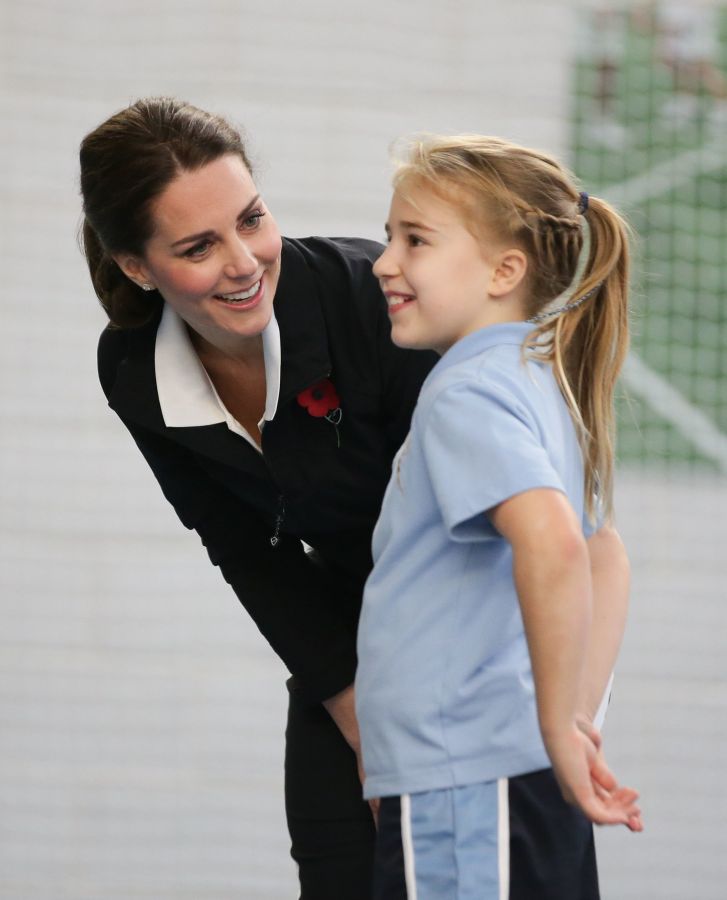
[
  {"xmin": 423, "ymin": 338, "xmax": 531, "ymax": 399},
  {"xmin": 417, "ymin": 340, "xmax": 551, "ymax": 434}
]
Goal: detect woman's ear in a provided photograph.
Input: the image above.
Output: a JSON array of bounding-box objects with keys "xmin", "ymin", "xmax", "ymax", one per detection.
[
  {"xmin": 488, "ymin": 248, "xmax": 528, "ymax": 298},
  {"xmin": 112, "ymin": 253, "xmax": 154, "ymax": 290}
]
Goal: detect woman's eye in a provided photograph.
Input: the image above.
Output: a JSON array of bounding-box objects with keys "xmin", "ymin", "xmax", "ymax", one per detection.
[
  {"xmin": 183, "ymin": 241, "xmax": 211, "ymax": 258},
  {"xmin": 241, "ymin": 211, "xmax": 265, "ymax": 229}
]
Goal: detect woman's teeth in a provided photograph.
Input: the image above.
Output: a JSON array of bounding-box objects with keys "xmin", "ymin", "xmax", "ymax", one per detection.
[{"xmin": 217, "ymin": 280, "xmax": 260, "ymax": 302}]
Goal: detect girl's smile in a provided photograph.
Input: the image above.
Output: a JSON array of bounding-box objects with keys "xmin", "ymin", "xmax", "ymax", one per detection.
[{"xmin": 384, "ymin": 290, "xmax": 416, "ymax": 314}]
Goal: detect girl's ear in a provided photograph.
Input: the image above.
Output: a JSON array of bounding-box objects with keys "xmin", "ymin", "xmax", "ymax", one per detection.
[
  {"xmin": 489, "ymin": 248, "xmax": 528, "ymax": 298},
  {"xmin": 113, "ymin": 253, "xmax": 152, "ymax": 289}
]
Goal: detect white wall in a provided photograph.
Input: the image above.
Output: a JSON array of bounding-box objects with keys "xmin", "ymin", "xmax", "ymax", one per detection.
[{"xmin": 2, "ymin": 1, "xmax": 725, "ymax": 897}]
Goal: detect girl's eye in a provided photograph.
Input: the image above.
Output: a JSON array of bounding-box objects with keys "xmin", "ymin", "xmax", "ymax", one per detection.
[{"xmin": 407, "ymin": 234, "xmax": 426, "ymax": 247}]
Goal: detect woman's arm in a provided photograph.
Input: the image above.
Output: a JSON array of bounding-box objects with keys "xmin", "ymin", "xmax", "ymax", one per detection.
[
  {"xmin": 490, "ymin": 488, "xmax": 641, "ymax": 829},
  {"xmin": 121, "ymin": 418, "xmax": 359, "ymax": 704}
]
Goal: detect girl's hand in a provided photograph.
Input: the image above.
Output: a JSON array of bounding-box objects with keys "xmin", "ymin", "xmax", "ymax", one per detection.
[{"xmin": 545, "ymin": 723, "xmax": 643, "ymax": 832}]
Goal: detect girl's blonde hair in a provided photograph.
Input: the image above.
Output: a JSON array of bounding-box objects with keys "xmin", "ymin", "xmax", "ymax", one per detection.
[{"xmin": 393, "ymin": 135, "xmax": 630, "ymax": 521}]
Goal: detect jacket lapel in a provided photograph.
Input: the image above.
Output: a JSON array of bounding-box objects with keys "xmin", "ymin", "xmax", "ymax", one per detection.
[{"xmin": 274, "ymin": 238, "xmax": 332, "ymax": 404}]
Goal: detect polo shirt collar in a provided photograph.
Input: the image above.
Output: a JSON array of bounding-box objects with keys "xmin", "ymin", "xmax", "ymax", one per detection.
[
  {"xmin": 154, "ymin": 302, "xmax": 282, "ymax": 429},
  {"xmin": 432, "ymin": 321, "xmax": 535, "ymax": 378}
]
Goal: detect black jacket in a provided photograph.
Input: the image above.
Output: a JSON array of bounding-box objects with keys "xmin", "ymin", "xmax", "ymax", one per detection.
[{"xmin": 98, "ymin": 236, "xmax": 435, "ymax": 702}]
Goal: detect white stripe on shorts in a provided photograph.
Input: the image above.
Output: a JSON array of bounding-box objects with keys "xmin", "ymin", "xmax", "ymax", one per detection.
[
  {"xmin": 400, "ymin": 793, "xmax": 418, "ymax": 900},
  {"xmin": 497, "ymin": 778, "xmax": 510, "ymax": 900}
]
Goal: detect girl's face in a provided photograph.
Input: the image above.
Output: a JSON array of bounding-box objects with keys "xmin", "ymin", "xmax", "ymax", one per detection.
[
  {"xmin": 373, "ymin": 182, "xmax": 523, "ymax": 355},
  {"xmin": 118, "ymin": 154, "xmax": 282, "ymax": 353}
]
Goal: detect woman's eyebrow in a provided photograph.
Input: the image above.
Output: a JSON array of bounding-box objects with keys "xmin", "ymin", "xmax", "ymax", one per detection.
[{"xmin": 170, "ymin": 194, "xmax": 261, "ymax": 247}]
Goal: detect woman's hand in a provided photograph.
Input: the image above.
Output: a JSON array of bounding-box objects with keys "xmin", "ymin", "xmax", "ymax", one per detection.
[{"xmin": 322, "ymin": 683, "xmax": 379, "ymax": 824}]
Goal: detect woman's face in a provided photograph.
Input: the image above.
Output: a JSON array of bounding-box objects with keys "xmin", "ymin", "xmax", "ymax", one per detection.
[{"xmin": 120, "ymin": 154, "xmax": 282, "ymax": 352}]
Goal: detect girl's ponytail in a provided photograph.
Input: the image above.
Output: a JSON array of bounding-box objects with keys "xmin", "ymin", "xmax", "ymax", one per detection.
[{"xmin": 529, "ymin": 195, "xmax": 631, "ymax": 522}]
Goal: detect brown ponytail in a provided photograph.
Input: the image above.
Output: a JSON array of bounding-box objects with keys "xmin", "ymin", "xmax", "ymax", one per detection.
[{"xmin": 81, "ymin": 219, "xmax": 158, "ymax": 328}]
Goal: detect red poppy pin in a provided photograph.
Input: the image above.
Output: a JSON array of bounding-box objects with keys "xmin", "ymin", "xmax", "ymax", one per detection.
[{"xmin": 297, "ymin": 378, "xmax": 343, "ymax": 447}]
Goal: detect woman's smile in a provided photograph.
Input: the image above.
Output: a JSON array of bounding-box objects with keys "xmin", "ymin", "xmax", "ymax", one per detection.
[{"xmin": 214, "ymin": 277, "xmax": 264, "ymax": 307}]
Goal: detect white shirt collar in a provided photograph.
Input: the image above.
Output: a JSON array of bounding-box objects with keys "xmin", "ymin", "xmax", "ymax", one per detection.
[{"xmin": 154, "ymin": 303, "xmax": 281, "ymax": 444}]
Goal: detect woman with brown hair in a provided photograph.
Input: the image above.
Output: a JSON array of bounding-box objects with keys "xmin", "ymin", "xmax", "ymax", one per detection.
[{"xmin": 80, "ymin": 96, "xmax": 434, "ymax": 900}]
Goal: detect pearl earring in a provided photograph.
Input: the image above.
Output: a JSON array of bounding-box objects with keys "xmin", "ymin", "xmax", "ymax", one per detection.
[{"xmin": 141, "ymin": 283, "xmax": 155, "ymax": 292}]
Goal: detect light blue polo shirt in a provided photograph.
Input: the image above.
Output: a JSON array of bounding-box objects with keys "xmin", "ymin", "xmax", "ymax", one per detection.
[{"xmin": 356, "ymin": 321, "xmax": 589, "ymax": 799}]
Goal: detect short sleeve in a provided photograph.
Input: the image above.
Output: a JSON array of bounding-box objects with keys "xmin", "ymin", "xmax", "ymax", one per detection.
[{"xmin": 421, "ymin": 379, "xmax": 566, "ymax": 541}]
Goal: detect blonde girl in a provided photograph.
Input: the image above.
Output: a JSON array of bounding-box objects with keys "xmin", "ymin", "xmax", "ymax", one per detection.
[{"xmin": 355, "ymin": 135, "xmax": 642, "ymax": 900}]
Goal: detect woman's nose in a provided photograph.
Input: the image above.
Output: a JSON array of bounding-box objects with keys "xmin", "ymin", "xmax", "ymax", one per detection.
[{"xmin": 223, "ymin": 237, "xmax": 258, "ymax": 279}]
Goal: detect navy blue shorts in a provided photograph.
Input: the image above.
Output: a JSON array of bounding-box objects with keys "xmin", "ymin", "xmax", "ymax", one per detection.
[{"xmin": 372, "ymin": 768, "xmax": 599, "ymax": 900}]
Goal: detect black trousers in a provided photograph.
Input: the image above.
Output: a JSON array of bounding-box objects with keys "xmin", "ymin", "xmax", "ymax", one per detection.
[{"xmin": 284, "ymin": 680, "xmax": 377, "ymax": 900}]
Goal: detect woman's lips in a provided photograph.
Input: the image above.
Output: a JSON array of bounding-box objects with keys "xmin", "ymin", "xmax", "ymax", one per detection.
[{"xmin": 214, "ymin": 278, "xmax": 263, "ymax": 309}]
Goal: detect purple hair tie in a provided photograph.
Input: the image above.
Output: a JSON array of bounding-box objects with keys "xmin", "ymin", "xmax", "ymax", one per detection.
[{"xmin": 578, "ymin": 191, "xmax": 589, "ymax": 214}]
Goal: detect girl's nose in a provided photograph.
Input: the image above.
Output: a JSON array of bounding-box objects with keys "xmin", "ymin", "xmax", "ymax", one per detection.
[{"xmin": 373, "ymin": 244, "xmax": 396, "ymax": 279}]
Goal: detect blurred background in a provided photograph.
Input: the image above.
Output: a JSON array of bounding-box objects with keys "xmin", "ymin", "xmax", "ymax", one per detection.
[{"xmin": 1, "ymin": 0, "xmax": 725, "ymax": 897}]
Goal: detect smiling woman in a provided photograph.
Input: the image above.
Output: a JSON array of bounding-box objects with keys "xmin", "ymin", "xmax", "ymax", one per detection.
[
  {"xmin": 79, "ymin": 96, "xmax": 435, "ymax": 900},
  {"xmin": 113, "ymin": 155, "xmax": 282, "ymax": 360}
]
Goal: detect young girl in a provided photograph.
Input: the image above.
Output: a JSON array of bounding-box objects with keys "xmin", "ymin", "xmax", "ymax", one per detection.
[{"xmin": 355, "ymin": 135, "xmax": 642, "ymax": 899}]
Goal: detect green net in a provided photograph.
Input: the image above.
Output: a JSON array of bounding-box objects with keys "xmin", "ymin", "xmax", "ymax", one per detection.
[{"xmin": 570, "ymin": 2, "xmax": 727, "ymax": 472}]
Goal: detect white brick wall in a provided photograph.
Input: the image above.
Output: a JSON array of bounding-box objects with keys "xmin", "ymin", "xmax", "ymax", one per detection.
[{"xmin": 2, "ymin": 2, "xmax": 725, "ymax": 897}]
